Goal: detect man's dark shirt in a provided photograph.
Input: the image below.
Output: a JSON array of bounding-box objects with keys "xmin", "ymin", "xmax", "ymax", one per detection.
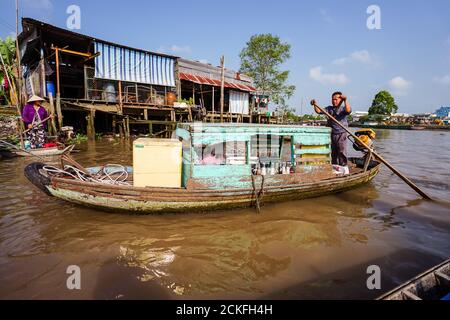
[{"xmin": 325, "ymin": 105, "xmax": 350, "ymax": 134}]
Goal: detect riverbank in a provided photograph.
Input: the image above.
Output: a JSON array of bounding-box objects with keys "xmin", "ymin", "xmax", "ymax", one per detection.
[
  {"xmin": 0, "ymin": 114, "xmax": 18, "ymax": 140},
  {"xmin": 350, "ymin": 123, "xmax": 450, "ymax": 131}
]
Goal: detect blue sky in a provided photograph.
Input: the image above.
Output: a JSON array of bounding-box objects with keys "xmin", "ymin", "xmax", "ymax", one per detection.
[{"xmin": 0, "ymin": 0, "xmax": 449, "ymax": 114}]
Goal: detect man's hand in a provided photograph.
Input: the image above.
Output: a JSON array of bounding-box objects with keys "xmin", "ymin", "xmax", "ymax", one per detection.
[
  {"xmin": 28, "ymin": 124, "xmax": 33, "ymax": 129},
  {"xmin": 310, "ymin": 99, "xmax": 317, "ymax": 106},
  {"xmin": 340, "ymin": 94, "xmax": 347, "ymax": 101}
]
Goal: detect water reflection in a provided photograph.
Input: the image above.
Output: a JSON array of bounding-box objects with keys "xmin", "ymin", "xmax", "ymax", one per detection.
[{"xmin": 0, "ymin": 129, "xmax": 449, "ymax": 299}]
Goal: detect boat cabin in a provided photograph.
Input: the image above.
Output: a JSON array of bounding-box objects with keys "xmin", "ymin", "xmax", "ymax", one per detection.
[{"xmin": 174, "ymin": 123, "xmax": 333, "ymax": 189}]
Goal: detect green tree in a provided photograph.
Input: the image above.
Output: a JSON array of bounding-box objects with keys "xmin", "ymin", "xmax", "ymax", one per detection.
[
  {"xmin": 368, "ymin": 90, "xmax": 398, "ymax": 115},
  {"xmin": 239, "ymin": 34, "xmax": 295, "ymax": 107},
  {"xmin": 0, "ymin": 36, "xmax": 17, "ymax": 105}
]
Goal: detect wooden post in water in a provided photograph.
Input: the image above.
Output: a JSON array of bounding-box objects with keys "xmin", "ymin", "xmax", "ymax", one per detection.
[
  {"xmin": 118, "ymin": 80, "xmax": 123, "ymax": 114},
  {"xmin": 220, "ymin": 55, "xmax": 225, "ymax": 123},
  {"xmin": 112, "ymin": 116, "xmax": 116, "ymax": 136},
  {"xmin": 48, "ymin": 93, "xmax": 57, "ymax": 135},
  {"xmin": 212, "ymin": 86, "xmax": 215, "ymax": 118},
  {"xmin": 86, "ymin": 109, "xmax": 95, "ymax": 140}
]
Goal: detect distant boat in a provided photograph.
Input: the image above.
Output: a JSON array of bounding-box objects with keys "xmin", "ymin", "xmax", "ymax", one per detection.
[
  {"xmin": 378, "ymin": 259, "xmax": 450, "ymax": 300},
  {"xmin": 410, "ymin": 125, "xmax": 426, "ymax": 130}
]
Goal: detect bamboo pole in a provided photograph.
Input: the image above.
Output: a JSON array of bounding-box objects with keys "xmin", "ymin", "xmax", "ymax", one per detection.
[
  {"xmin": 55, "ymin": 48, "xmax": 63, "ymax": 130},
  {"xmin": 48, "ymin": 92, "xmax": 57, "ymax": 135},
  {"xmin": 118, "ymin": 80, "xmax": 123, "ymax": 114},
  {"xmin": 15, "ymin": 0, "xmax": 23, "ymax": 106},
  {"xmin": 220, "ymin": 55, "xmax": 225, "ymax": 123},
  {"xmin": 86, "ymin": 109, "xmax": 95, "ymax": 140},
  {"xmin": 212, "ymin": 86, "xmax": 215, "ymax": 114},
  {"xmin": 312, "ymin": 103, "xmax": 432, "ymax": 200}
]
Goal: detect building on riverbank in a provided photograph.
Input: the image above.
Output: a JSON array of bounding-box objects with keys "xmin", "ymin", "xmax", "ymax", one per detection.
[
  {"xmin": 17, "ymin": 18, "xmax": 271, "ymax": 138},
  {"xmin": 434, "ymin": 106, "xmax": 450, "ymax": 118}
]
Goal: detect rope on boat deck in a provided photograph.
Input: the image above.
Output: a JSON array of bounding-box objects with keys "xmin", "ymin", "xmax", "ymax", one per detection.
[
  {"xmin": 251, "ymin": 175, "xmax": 265, "ymax": 214},
  {"xmin": 42, "ymin": 164, "xmax": 131, "ymax": 186}
]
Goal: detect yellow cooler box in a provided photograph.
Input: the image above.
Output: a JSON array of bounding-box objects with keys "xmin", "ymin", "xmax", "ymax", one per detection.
[{"xmin": 133, "ymin": 138, "xmax": 182, "ymax": 188}]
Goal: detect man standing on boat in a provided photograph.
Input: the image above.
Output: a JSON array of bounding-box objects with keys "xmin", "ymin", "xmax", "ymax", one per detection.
[{"xmin": 311, "ymin": 92, "xmax": 351, "ymax": 174}]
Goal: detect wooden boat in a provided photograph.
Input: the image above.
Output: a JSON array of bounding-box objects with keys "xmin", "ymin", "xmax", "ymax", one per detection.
[
  {"xmin": 0, "ymin": 139, "xmax": 74, "ymax": 158},
  {"xmin": 378, "ymin": 259, "xmax": 450, "ymax": 300},
  {"xmin": 13, "ymin": 144, "xmax": 75, "ymax": 157},
  {"xmin": 24, "ymin": 123, "xmax": 381, "ymax": 213}
]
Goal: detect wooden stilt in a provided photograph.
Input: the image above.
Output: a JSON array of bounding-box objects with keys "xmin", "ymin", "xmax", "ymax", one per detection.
[
  {"xmin": 55, "ymin": 48, "xmax": 63, "ymax": 130},
  {"xmin": 86, "ymin": 109, "xmax": 95, "ymax": 140},
  {"xmin": 220, "ymin": 55, "xmax": 225, "ymax": 123},
  {"xmin": 47, "ymin": 93, "xmax": 57, "ymax": 135},
  {"xmin": 119, "ymin": 123, "xmax": 124, "ymax": 139},
  {"xmin": 125, "ymin": 116, "xmax": 130, "ymax": 138},
  {"xmin": 118, "ymin": 80, "xmax": 123, "ymax": 114}
]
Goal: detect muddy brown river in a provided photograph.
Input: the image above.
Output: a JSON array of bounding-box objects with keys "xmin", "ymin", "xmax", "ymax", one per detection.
[{"xmin": 0, "ymin": 128, "xmax": 449, "ymax": 299}]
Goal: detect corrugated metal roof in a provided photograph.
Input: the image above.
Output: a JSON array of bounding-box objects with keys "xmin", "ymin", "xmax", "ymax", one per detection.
[
  {"xmin": 180, "ymin": 73, "xmax": 256, "ymax": 92},
  {"xmin": 95, "ymin": 42, "xmax": 175, "ymax": 87}
]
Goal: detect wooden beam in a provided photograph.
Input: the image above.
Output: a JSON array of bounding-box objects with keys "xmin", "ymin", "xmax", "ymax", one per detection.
[
  {"xmin": 48, "ymin": 92, "xmax": 58, "ymax": 135},
  {"xmin": 212, "ymin": 87, "xmax": 215, "ymax": 114},
  {"xmin": 55, "ymin": 47, "xmax": 60, "ymax": 98},
  {"xmin": 52, "ymin": 46, "xmax": 92, "ymax": 58},
  {"xmin": 220, "ymin": 55, "xmax": 225, "ymax": 123},
  {"xmin": 118, "ymin": 80, "xmax": 123, "ymax": 114},
  {"xmin": 87, "ymin": 109, "xmax": 95, "ymax": 140}
]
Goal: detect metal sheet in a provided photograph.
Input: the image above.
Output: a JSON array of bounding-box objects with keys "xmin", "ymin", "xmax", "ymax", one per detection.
[{"xmin": 94, "ymin": 42, "xmax": 175, "ymax": 87}]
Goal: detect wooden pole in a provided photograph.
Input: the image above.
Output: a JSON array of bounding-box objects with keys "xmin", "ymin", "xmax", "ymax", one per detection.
[
  {"xmin": 86, "ymin": 109, "xmax": 95, "ymax": 140},
  {"xmin": 312, "ymin": 103, "xmax": 432, "ymax": 200},
  {"xmin": 212, "ymin": 86, "xmax": 215, "ymax": 114},
  {"xmin": 118, "ymin": 80, "xmax": 123, "ymax": 114},
  {"xmin": 112, "ymin": 116, "xmax": 116, "ymax": 135},
  {"xmin": 55, "ymin": 48, "xmax": 60, "ymax": 100},
  {"xmin": 15, "ymin": 0, "xmax": 23, "ymax": 106},
  {"xmin": 55, "ymin": 48, "xmax": 63, "ymax": 130},
  {"xmin": 48, "ymin": 92, "xmax": 57, "ymax": 135},
  {"xmin": 220, "ymin": 55, "xmax": 225, "ymax": 123}
]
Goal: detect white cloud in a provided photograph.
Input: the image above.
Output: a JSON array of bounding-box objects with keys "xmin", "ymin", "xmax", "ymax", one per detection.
[
  {"xmin": 434, "ymin": 74, "xmax": 450, "ymax": 85},
  {"xmin": 309, "ymin": 66, "xmax": 349, "ymax": 85},
  {"xmin": 333, "ymin": 50, "xmax": 376, "ymax": 66},
  {"xmin": 319, "ymin": 9, "xmax": 333, "ymax": 24},
  {"xmin": 157, "ymin": 45, "xmax": 192, "ymax": 55},
  {"xmin": 388, "ymin": 76, "xmax": 411, "ymax": 95},
  {"xmin": 198, "ymin": 59, "xmax": 209, "ymax": 64}
]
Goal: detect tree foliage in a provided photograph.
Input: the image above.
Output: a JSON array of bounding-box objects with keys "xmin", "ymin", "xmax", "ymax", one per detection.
[
  {"xmin": 368, "ymin": 90, "xmax": 398, "ymax": 115},
  {"xmin": 0, "ymin": 37, "xmax": 17, "ymax": 105},
  {"xmin": 239, "ymin": 34, "xmax": 295, "ymax": 107}
]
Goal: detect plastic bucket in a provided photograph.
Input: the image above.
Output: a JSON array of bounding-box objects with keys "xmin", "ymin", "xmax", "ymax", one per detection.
[{"xmin": 46, "ymin": 81, "xmax": 55, "ymax": 98}]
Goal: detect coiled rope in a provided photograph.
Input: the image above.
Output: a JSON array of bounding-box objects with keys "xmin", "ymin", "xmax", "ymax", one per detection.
[{"xmin": 43, "ymin": 164, "xmax": 131, "ymax": 186}]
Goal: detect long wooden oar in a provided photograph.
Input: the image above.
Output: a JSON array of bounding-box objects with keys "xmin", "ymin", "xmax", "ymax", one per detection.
[
  {"xmin": 312, "ymin": 103, "xmax": 432, "ymax": 200},
  {"xmin": 22, "ymin": 114, "xmax": 54, "ymax": 136}
]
